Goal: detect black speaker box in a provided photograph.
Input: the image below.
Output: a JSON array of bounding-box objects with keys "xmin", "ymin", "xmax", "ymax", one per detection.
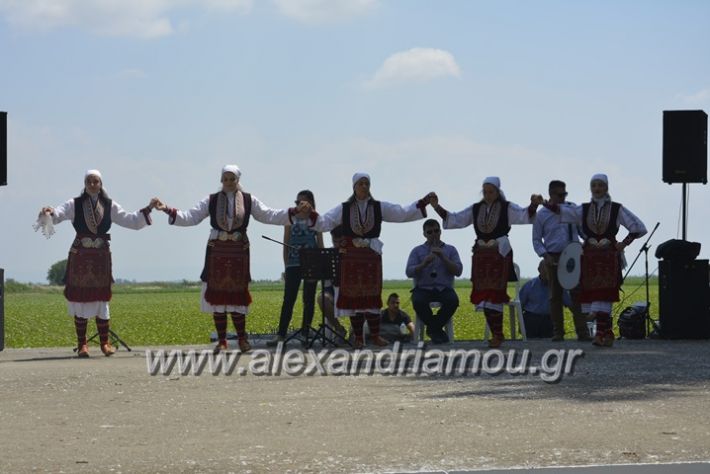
[
  {"xmin": 1, "ymin": 111, "xmax": 6, "ymax": 186},
  {"xmin": 662, "ymin": 110, "xmax": 707, "ymax": 184},
  {"xmin": 658, "ymin": 259, "xmax": 710, "ymax": 339},
  {"xmin": 655, "ymin": 239, "xmax": 701, "ymax": 261}
]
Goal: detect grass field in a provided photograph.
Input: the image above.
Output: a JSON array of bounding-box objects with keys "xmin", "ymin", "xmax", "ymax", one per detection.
[{"xmin": 3, "ymin": 278, "xmax": 659, "ymax": 348}]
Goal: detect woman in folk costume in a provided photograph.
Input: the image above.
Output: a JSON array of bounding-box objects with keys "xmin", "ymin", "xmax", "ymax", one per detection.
[
  {"xmin": 36, "ymin": 169, "xmax": 154, "ymax": 358},
  {"xmin": 314, "ymin": 172, "xmax": 432, "ymax": 349},
  {"xmin": 432, "ymin": 177, "xmax": 544, "ymax": 348},
  {"xmin": 555, "ymin": 173, "xmax": 646, "ymax": 347},
  {"xmin": 155, "ymin": 165, "xmax": 313, "ymax": 353}
]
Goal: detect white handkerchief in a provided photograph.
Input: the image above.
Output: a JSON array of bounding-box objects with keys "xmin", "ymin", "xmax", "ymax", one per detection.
[{"xmin": 33, "ymin": 213, "xmax": 55, "ymax": 239}]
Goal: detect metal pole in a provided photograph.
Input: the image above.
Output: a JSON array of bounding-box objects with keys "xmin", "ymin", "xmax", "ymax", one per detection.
[{"xmin": 682, "ymin": 182, "xmax": 687, "ymax": 241}]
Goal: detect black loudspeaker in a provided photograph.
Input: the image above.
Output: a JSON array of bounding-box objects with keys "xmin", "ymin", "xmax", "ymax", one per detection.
[
  {"xmin": 662, "ymin": 110, "xmax": 707, "ymax": 184},
  {"xmin": 658, "ymin": 259, "xmax": 710, "ymax": 339},
  {"xmin": 655, "ymin": 239, "xmax": 701, "ymax": 261},
  {"xmin": 0, "ymin": 268, "xmax": 4, "ymax": 351},
  {"xmin": 0, "ymin": 111, "xmax": 6, "ymax": 186}
]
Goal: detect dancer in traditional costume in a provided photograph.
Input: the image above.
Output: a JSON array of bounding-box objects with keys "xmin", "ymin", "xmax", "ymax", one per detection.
[
  {"xmin": 37, "ymin": 170, "xmax": 154, "ymax": 357},
  {"xmin": 554, "ymin": 173, "xmax": 646, "ymax": 347},
  {"xmin": 313, "ymin": 172, "xmax": 432, "ymax": 348},
  {"xmin": 432, "ymin": 177, "xmax": 543, "ymax": 348},
  {"xmin": 155, "ymin": 165, "xmax": 312, "ymax": 353}
]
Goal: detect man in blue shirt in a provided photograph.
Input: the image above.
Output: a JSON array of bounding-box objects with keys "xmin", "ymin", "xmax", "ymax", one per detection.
[
  {"xmin": 532, "ymin": 180, "xmax": 591, "ymax": 341},
  {"xmin": 406, "ymin": 219, "xmax": 463, "ymax": 344},
  {"xmin": 519, "ymin": 261, "xmax": 575, "ymax": 338}
]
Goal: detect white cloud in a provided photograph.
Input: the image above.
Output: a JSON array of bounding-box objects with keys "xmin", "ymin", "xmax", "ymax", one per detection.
[
  {"xmin": 678, "ymin": 88, "xmax": 710, "ymax": 104},
  {"xmin": 273, "ymin": 0, "xmax": 377, "ymax": 24},
  {"xmin": 364, "ymin": 47, "xmax": 461, "ymax": 89},
  {"xmin": 0, "ymin": 0, "xmax": 253, "ymax": 39}
]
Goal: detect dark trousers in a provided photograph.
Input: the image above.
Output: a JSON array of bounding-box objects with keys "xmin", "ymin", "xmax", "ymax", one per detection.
[
  {"xmin": 544, "ymin": 255, "xmax": 588, "ymax": 338},
  {"xmin": 523, "ymin": 311, "xmax": 554, "ymax": 338},
  {"xmin": 412, "ymin": 287, "xmax": 459, "ymax": 335},
  {"xmin": 277, "ymin": 266, "xmax": 317, "ymax": 337}
]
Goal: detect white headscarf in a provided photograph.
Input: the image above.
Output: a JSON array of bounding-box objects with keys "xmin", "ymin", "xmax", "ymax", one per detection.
[
  {"xmin": 85, "ymin": 169, "xmax": 102, "ymax": 181},
  {"xmin": 222, "ymin": 165, "xmax": 241, "ymax": 179},
  {"xmin": 590, "ymin": 173, "xmax": 611, "ymax": 204},
  {"xmin": 591, "ymin": 173, "xmax": 608, "ymax": 185},
  {"xmin": 352, "ymin": 172, "xmax": 370, "ymax": 187},
  {"xmin": 482, "ymin": 176, "xmax": 506, "ymax": 201}
]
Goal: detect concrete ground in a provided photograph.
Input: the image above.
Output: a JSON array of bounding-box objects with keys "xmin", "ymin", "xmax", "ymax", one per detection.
[{"xmin": 1, "ymin": 338, "xmax": 709, "ymax": 473}]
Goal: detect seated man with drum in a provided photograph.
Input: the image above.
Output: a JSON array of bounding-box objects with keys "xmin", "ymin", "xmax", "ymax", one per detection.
[{"xmin": 532, "ymin": 180, "xmax": 590, "ymax": 341}]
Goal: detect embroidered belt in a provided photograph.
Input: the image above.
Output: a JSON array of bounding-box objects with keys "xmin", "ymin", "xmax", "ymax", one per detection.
[
  {"xmin": 74, "ymin": 236, "xmax": 109, "ymax": 249},
  {"xmin": 586, "ymin": 238, "xmax": 613, "ymax": 248},
  {"xmin": 214, "ymin": 231, "xmax": 244, "ymax": 242}
]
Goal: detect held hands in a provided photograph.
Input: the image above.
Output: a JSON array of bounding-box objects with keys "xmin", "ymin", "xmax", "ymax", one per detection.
[
  {"xmin": 530, "ymin": 194, "xmax": 544, "ymax": 206},
  {"xmin": 426, "ymin": 192, "xmax": 439, "ymax": 208},
  {"xmin": 615, "ymin": 242, "xmax": 627, "ymax": 251},
  {"xmin": 296, "ymin": 200, "xmax": 313, "ymax": 214},
  {"xmin": 150, "ymin": 197, "xmax": 167, "ymax": 211}
]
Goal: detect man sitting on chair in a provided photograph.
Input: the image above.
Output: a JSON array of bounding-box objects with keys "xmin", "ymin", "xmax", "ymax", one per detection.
[
  {"xmin": 406, "ymin": 219, "xmax": 463, "ymax": 344},
  {"xmin": 378, "ymin": 293, "xmax": 415, "ymax": 342},
  {"xmin": 519, "ymin": 260, "xmax": 575, "ymax": 338}
]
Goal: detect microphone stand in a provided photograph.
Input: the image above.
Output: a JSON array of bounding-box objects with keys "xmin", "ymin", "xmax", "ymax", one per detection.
[{"xmin": 621, "ymin": 222, "xmax": 660, "ymax": 337}]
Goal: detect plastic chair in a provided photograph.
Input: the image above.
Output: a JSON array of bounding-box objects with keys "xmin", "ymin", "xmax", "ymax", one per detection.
[
  {"xmin": 483, "ymin": 263, "xmax": 527, "ymax": 341},
  {"xmin": 414, "ymin": 302, "xmax": 454, "ymax": 343}
]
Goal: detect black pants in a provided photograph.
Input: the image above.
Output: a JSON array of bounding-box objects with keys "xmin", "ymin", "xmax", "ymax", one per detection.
[
  {"xmin": 277, "ymin": 266, "xmax": 317, "ymax": 337},
  {"xmin": 522, "ymin": 311, "xmax": 554, "ymax": 338},
  {"xmin": 411, "ymin": 287, "xmax": 459, "ymax": 336}
]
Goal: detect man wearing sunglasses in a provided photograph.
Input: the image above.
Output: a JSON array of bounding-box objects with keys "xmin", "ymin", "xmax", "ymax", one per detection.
[
  {"xmin": 406, "ymin": 219, "xmax": 463, "ymax": 344},
  {"xmin": 532, "ymin": 180, "xmax": 590, "ymax": 341}
]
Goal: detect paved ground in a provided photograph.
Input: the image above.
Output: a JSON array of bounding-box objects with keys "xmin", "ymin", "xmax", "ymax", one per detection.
[{"xmin": 1, "ymin": 338, "xmax": 709, "ymax": 473}]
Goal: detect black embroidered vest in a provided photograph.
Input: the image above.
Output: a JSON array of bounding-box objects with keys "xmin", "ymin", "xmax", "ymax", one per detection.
[
  {"xmin": 581, "ymin": 202, "xmax": 621, "ymax": 241},
  {"xmin": 72, "ymin": 195, "xmax": 112, "ymax": 235},
  {"xmin": 208, "ymin": 192, "xmax": 252, "ymax": 233},
  {"xmin": 342, "ymin": 199, "xmax": 382, "ymax": 238},
  {"xmin": 472, "ymin": 201, "xmax": 510, "ymax": 240}
]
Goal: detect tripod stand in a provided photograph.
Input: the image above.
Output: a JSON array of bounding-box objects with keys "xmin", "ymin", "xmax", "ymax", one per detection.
[
  {"xmin": 73, "ymin": 327, "xmax": 132, "ymax": 353},
  {"xmin": 622, "ymin": 221, "xmax": 660, "ymax": 337}
]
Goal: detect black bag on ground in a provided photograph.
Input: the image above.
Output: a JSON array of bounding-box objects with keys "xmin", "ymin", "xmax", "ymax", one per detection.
[{"xmin": 617, "ymin": 305, "xmax": 647, "ymax": 339}]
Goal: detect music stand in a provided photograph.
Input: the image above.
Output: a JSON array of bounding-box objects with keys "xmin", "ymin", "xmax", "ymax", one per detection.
[{"xmin": 299, "ymin": 248, "xmax": 349, "ymax": 348}]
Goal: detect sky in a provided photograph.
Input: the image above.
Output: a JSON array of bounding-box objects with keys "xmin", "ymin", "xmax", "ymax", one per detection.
[{"xmin": 1, "ymin": 0, "xmax": 709, "ymax": 284}]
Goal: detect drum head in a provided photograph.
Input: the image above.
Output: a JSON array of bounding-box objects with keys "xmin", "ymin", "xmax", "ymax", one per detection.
[{"xmin": 558, "ymin": 242, "xmax": 583, "ymax": 290}]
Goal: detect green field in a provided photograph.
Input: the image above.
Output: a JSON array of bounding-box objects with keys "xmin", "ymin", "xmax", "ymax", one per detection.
[{"xmin": 3, "ymin": 278, "xmax": 659, "ymax": 348}]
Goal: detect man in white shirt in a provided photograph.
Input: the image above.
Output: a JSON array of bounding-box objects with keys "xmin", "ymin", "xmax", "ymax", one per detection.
[{"xmin": 532, "ymin": 180, "xmax": 591, "ymax": 341}]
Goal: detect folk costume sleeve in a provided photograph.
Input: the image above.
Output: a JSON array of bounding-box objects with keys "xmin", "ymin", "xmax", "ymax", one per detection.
[
  {"xmin": 250, "ymin": 195, "xmax": 307, "ymax": 226},
  {"xmin": 558, "ymin": 203, "xmax": 584, "ymax": 226},
  {"xmin": 51, "ymin": 199, "xmax": 76, "ymax": 224},
  {"xmin": 507, "ymin": 202, "xmax": 536, "ymax": 225},
  {"xmin": 111, "ymin": 201, "xmax": 152, "ymax": 229},
  {"xmin": 380, "ymin": 200, "xmax": 427, "ymax": 223},
  {"xmin": 168, "ymin": 196, "xmax": 210, "ymax": 226},
  {"xmin": 441, "ymin": 204, "xmax": 474, "ymax": 230},
  {"xmin": 313, "ymin": 205, "xmax": 343, "ymax": 233},
  {"xmin": 618, "ymin": 206, "xmax": 647, "ymax": 245}
]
